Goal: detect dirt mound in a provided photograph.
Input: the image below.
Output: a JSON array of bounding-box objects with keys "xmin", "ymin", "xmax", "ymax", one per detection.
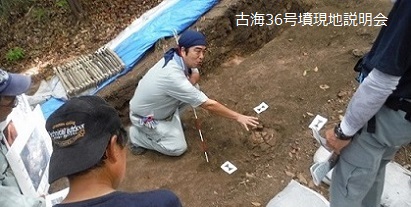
[{"xmin": 3, "ymin": 0, "xmax": 410, "ymax": 206}]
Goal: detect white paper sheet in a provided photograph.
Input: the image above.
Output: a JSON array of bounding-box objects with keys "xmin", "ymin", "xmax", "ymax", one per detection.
[
  {"xmin": 266, "ymin": 179, "xmax": 329, "ymax": 207},
  {"xmin": 5, "ymin": 100, "xmax": 52, "ymax": 197}
]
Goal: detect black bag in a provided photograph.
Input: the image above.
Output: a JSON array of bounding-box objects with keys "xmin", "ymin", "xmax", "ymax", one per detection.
[{"xmin": 353, "ymin": 55, "xmax": 368, "ymax": 83}]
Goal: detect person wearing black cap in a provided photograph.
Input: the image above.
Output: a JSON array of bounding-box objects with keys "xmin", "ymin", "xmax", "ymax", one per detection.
[
  {"xmin": 46, "ymin": 96, "xmax": 182, "ymax": 207},
  {"xmin": 324, "ymin": 0, "xmax": 411, "ymax": 206},
  {"xmin": 0, "ymin": 69, "xmax": 45, "ymax": 206},
  {"xmin": 129, "ymin": 30, "xmax": 259, "ymax": 156}
]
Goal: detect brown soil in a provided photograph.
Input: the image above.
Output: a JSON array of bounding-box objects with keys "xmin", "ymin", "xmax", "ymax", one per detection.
[
  {"xmin": 2, "ymin": 0, "xmax": 410, "ymax": 206},
  {"xmin": 117, "ymin": 1, "xmax": 410, "ymax": 206},
  {"xmin": 0, "ymin": 0, "xmax": 159, "ymax": 77}
]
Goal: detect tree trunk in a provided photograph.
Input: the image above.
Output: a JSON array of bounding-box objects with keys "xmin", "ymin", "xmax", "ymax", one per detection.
[{"xmin": 67, "ymin": 0, "xmax": 84, "ymax": 20}]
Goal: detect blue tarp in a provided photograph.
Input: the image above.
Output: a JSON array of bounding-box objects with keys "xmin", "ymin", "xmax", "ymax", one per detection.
[
  {"xmin": 115, "ymin": 0, "xmax": 219, "ymax": 70},
  {"xmin": 41, "ymin": 0, "xmax": 219, "ymax": 119},
  {"xmin": 97, "ymin": 0, "xmax": 219, "ymax": 91}
]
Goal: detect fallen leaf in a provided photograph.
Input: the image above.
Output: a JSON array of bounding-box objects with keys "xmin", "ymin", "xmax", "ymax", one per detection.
[
  {"xmin": 319, "ymin": 84, "xmax": 330, "ymax": 90},
  {"xmin": 285, "ymin": 170, "xmax": 295, "ymax": 177},
  {"xmin": 246, "ymin": 172, "xmax": 255, "ymax": 178},
  {"xmin": 337, "ymin": 91, "xmax": 347, "ymax": 98},
  {"xmin": 298, "ymin": 173, "xmax": 308, "ymax": 185},
  {"xmin": 251, "ymin": 202, "xmax": 261, "ymax": 206}
]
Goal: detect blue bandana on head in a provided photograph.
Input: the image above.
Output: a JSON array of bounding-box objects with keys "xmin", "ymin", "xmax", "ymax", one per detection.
[
  {"xmin": 163, "ymin": 30, "xmax": 207, "ymax": 67},
  {"xmin": 178, "ymin": 30, "xmax": 207, "ymax": 49}
]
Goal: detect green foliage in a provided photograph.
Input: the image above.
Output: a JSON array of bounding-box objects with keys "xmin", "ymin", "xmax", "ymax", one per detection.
[
  {"xmin": 56, "ymin": 0, "xmax": 69, "ymax": 9},
  {"xmin": 5, "ymin": 47, "xmax": 25, "ymax": 62},
  {"xmin": 32, "ymin": 7, "xmax": 46, "ymax": 22}
]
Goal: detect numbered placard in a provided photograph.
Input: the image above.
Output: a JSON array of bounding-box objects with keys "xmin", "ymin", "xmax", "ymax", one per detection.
[
  {"xmin": 253, "ymin": 102, "xmax": 269, "ymax": 114},
  {"xmin": 221, "ymin": 161, "xmax": 237, "ymax": 174},
  {"xmin": 308, "ymin": 115, "xmax": 328, "ymax": 131}
]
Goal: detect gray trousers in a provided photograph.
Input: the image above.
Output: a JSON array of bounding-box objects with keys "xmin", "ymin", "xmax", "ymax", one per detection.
[
  {"xmin": 330, "ymin": 105, "xmax": 411, "ymax": 207},
  {"xmin": 129, "ymin": 106, "xmax": 190, "ymax": 156}
]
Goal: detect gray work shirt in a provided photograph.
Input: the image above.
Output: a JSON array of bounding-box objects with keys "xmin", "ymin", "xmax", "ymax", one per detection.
[{"xmin": 129, "ymin": 53, "xmax": 208, "ymax": 120}]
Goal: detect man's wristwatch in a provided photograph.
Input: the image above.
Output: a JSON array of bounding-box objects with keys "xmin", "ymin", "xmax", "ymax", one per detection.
[{"xmin": 334, "ymin": 123, "xmax": 353, "ymax": 140}]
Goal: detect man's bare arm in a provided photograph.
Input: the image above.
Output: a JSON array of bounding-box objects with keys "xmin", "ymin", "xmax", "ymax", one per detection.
[{"xmin": 200, "ymin": 99, "xmax": 259, "ymax": 131}]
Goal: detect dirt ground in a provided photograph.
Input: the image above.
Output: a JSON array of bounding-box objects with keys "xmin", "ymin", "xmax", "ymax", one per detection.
[
  {"xmin": 3, "ymin": 0, "xmax": 410, "ymax": 206},
  {"xmin": 115, "ymin": 1, "xmax": 410, "ymax": 207}
]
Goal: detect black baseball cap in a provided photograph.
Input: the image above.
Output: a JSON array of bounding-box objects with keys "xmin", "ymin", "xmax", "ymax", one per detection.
[{"xmin": 46, "ymin": 96, "xmax": 122, "ymax": 184}]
